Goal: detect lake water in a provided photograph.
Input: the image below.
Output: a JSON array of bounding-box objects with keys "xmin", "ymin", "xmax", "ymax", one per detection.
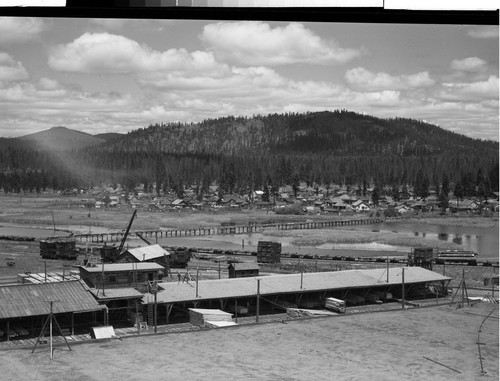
[
  {"xmin": 1, "ymin": 220, "xmax": 498, "ymax": 261},
  {"xmin": 351, "ymin": 221, "xmax": 499, "ymax": 260}
]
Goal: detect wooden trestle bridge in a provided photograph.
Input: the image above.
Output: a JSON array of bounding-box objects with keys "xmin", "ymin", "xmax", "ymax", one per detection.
[{"xmin": 65, "ymin": 218, "xmax": 384, "ymax": 244}]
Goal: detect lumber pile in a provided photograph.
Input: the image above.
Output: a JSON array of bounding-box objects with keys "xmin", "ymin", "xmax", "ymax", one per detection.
[
  {"xmin": 257, "ymin": 241, "xmax": 281, "ymax": 264},
  {"xmin": 40, "ymin": 239, "xmax": 78, "ymax": 260},
  {"xmin": 287, "ymin": 308, "xmax": 338, "ymax": 319},
  {"xmin": 189, "ymin": 308, "xmax": 234, "ymax": 327},
  {"xmin": 324, "ymin": 297, "xmax": 346, "ymax": 313}
]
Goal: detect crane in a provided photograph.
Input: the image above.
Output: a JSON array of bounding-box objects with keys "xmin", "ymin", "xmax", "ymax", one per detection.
[{"xmin": 100, "ymin": 209, "xmax": 137, "ymax": 262}]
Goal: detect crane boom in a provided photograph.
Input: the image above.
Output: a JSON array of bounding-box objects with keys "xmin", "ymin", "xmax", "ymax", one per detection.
[
  {"xmin": 116, "ymin": 209, "xmax": 137, "ymax": 255},
  {"xmin": 135, "ymin": 232, "xmax": 152, "ymax": 246}
]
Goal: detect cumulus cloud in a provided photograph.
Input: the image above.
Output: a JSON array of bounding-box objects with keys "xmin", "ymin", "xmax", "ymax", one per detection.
[
  {"xmin": 467, "ymin": 26, "xmax": 499, "ymax": 39},
  {"xmin": 200, "ymin": 21, "xmax": 364, "ymax": 66},
  {"xmin": 439, "ymin": 76, "xmax": 499, "ymax": 101},
  {"xmin": 344, "ymin": 67, "xmax": 435, "ymax": 91},
  {"xmin": 0, "ymin": 17, "xmax": 44, "ymax": 44},
  {"xmin": 48, "ymin": 32, "xmax": 225, "ymax": 76},
  {"xmin": 451, "ymin": 57, "xmax": 488, "ymax": 72},
  {"xmin": 0, "ymin": 52, "xmax": 29, "ymax": 82}
]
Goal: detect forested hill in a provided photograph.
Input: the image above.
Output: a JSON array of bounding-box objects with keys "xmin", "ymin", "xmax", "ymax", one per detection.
[
  {"xmin": 106, "ymin": 110, "xmax": 498, "ymax": 157},
  {"xmin": 0, "ymin": 110, "xmax": 498, "ymax": 196}
]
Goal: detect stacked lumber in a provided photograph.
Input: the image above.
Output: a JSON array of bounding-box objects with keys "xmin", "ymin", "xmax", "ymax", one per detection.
[
  {"xmin": 188, "ymin": 308, "xmax": 233, "ymax": 327},
  {"xmin": 324, "ymin": 297, "xmax": 346, "ymax": 313},
  {"xmin": 287, "ymin": 308, "xmax": 338, "ymax": 319},
  {"xmin": 40, "ymin": 239, "xmax": 78, "ymax": 260},
  {"xmin": 257, "ymin": 241, "xmax": 281, "ymax": 264}
]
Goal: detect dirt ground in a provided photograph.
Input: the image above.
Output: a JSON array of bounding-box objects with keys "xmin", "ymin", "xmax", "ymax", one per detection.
[{"xmin": 1, "ymin": 303, "xmax": 498, "ymax": 381}]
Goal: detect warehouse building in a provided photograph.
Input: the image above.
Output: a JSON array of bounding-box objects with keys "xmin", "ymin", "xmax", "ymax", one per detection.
[{"xmin": 141, "ymin": 267, "xmax": 451, "ymax": 325}]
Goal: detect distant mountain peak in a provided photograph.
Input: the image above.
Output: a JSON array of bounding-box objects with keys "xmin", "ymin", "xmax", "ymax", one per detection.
[{"xmin": 18, "ymin": 126, "xmax": 104, "ymax": 150}]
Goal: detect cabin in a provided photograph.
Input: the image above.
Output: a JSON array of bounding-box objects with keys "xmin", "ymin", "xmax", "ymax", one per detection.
[
  {"xmin": 352, "ymin": 200, "xmax": 370, "ymax": 212},
  {"xmin": 78, "ymin": 262, "xmax": 165, "ymax": 289},
  {"xmin": 228, "ymin": 263, "xmax": 260, "ymax": 278}
]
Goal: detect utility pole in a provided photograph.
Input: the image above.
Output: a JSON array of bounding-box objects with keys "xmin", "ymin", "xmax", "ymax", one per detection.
[
  {"xmin": 386, "ymin": 256, "xmax": 389, "ymax": 283},
  {"xmin": 401, "ymin": 268, "xmax": 405, "ymax": 309},
  {"xmin": 256, "ymin": 279, "xmax": 260, "ymax": 323},
  {"xmin": 32, "ymin": 299, "xmax": 71, "ymax": 359},
  {"xmin": 196, "ymin": 268, "xmax": 199, "ymax": 298}
]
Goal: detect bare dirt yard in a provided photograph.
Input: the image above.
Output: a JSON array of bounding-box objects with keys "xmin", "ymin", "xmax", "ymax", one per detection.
[{"xmin": 2, "ymin": 303, "xmax": 498, "ymax": 381}]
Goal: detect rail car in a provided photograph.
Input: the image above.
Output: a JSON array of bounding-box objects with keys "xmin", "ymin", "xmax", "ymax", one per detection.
[{"xmin": 435, "ymin": 251, "xmax": 478, "ymax": 266}]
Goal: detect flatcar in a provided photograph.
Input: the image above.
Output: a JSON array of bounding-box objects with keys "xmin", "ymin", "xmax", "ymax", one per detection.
[{"xmin": 435, "ymin": 250, "xmax": 478, "ymax": 266}]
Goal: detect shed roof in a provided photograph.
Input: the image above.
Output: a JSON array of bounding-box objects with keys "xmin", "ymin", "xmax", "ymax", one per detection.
[
  {"xmin": 228, "ymin": 263, "xmax": 260, "ymax": 271},
  {"xmin": 79, "ymin": 262, "xmax": 164, "ymax": 273},
  {"xmin": 0, "ymin": 280, "xmax": 105, "ymax": 319},
  {"xmin": 120, "ymin": 244, "xmax": 170, "ymax": 262},
  {"xmin": 143, "ymin": 267, "xmax": 450, "ymax": 304},
  {"xmin": 89, "ymin": 287, "xmax": 145, "ymax": 301}
]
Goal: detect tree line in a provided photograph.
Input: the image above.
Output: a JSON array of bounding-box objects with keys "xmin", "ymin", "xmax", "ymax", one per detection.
[{"xmin": 0, "ymin": 111, "xmax": 498, "ymax": 199}]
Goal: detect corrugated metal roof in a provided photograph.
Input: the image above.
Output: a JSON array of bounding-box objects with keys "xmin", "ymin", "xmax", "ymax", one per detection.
[
  {"xmin": 121, "ymin": 245, "xmax": 170, "ymax": 261},
  {"xmin": 80, "ymin": 262, "xmax": 164, "ymax": 273},
  {"xmin": 0, "ymin": 280, "xmax": 106, "ymax": 319},
  {"xmin": 143, "ymin": 267, "xmax": 450, "ymax": 304}
]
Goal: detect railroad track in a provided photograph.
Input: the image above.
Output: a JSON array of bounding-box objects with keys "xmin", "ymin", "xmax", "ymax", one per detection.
[{"xmin": 181, "ymin": 246, "xmax": 498, "ymax": 267}]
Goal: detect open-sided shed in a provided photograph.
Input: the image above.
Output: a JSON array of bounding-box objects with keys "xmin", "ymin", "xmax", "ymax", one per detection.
[
  {"xmin": 0, "ymin": 280, "xmax": 106, "ymax": 341},
  {"xmin": 142, "ymin": 267, "xmax": 451, "ymax": 324}
]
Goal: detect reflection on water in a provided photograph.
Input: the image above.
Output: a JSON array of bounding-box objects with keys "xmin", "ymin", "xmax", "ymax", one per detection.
[
  {"xmin": 438, "ymin": 233, "xmax": 449, "ymax": 241},
  {"xmin": 358, "ymin": 221, "xmax": 498, "ymax": 259}
]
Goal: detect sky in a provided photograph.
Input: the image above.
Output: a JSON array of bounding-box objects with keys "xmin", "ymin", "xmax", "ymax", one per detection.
[{"xmin": 0, "ymin": 17, "xmax": 498, "ymax": 141}]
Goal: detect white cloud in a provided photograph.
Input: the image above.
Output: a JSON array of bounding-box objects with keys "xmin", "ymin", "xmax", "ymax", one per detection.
[
  {"xmin": 48, "ymin": 32, "xmax": 225, "ymax": 76},
  {"xmin": 451, "ymin": 57, "xmax": 488, "ymax": 72},
  {"xmin": 467, "ymin": 26, "xmax": 499, "ymax": 39},
  {"xmin": 200, "ymin": 21, "xmax": 364, "ymax": 66},
  {"xmin": 439, "ymin": 76, "xmax": 499, "ymax": 101},
  {"xmin": 0, "ymin": 52, "xmax": 29, "ymax": 81},
  {"xmin": 0, "ymin": 17, "xmax": 44, "ymax": 44},
  {"xmin": 345, "ymin": 67, "xmax": 435, "ymax": 91}
]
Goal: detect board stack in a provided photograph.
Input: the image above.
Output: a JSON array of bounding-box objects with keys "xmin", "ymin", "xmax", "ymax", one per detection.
[
  {"xmin": 324, "ymin": 297, "xmax": 346, "ymax": 313},
  {"xmin": 188, "ymin": 308, "xmax": 235, "ymax": 328},
  {"xmin": 40, "ymin": 239, "xmax": 78, "ymax": 260},
  {"xmin": 257, "ymin": 241, "xmax": 281, "ymax": 264}
]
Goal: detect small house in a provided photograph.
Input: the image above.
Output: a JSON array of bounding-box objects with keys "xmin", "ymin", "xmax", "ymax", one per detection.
[
  {"xmin": 352, "ymin": 200, "xmax": 370, "ymax": 212},
  {"xmin": 79, "ymin": 262, "xmax": 165, "ymax": 289},
  {"xmin": 228, "ymin": 262, "xmax": 260, "ymax": 278}
]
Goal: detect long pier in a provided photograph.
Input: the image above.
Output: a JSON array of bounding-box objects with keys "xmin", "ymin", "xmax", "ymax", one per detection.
[{"xmin": 68, "ymin": 218, "xmax": 384, "ymax": 244}]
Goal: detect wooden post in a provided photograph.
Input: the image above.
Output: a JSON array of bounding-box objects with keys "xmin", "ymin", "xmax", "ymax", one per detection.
[
  {"xmin": 49, "ymin": 301, "xmax": 53, "ymax": 359},
  {"xmin": 256, "ymin": 279, "xmax": 260, "ymax": 323},
  {"xmin": 401, "ymin": 268, "xmax": 405, "ymax": 309},
  {"xmin": 154, "ymin": 292, "xmax": 157, "ymax": 334},
  {"xmin": 461, "ymin": 268, "xmax": 465, "ymax": 307},
  {"xmin": 300, "ymin": 267, "xmax": 304, "ymax": 289},
  {"xmin": 234, "ymin": 300, "xmax": 238, "ymax": 323},
  {"xmin": 101, "ymin": 262, "xmax": 106, "ymax": 297},
  {"xmin": 136, "ymin": 300, "xmax": 140, "ymax": 334},
  {"xmin": 386, "ymin": 256, "xmax": 389, "ymax": 283},
  {"xmin": 196, "ymin": 268, "xmax": 199, "ymax": 298}
]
